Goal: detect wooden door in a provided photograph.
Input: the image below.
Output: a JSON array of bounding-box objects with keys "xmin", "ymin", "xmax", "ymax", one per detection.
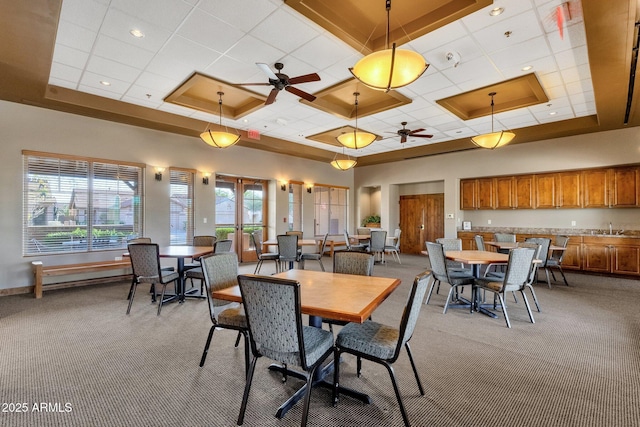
[{"xmin": 399, "ymin": 194, "xmax": 444, "ymax": 254}]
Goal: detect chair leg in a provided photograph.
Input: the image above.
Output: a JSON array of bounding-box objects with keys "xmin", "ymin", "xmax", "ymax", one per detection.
[
  {"xmin": 332, "ymin": 348, "xmax": 340, "ymax": 406},
  {"xmin": 318, "ymin": 258, "xmax": 325, "ymax": 272},
  {"xmin": 521, "ymin": 291, "xmax": 535, "ymax": 324},
  {"xmin": 383, "ymin": 362, "xmax": 411, "ymax": 427},
  {"xmin": 234, "ymin": 331, "xmax": 242, "ymax": 347},
  {"xmin": 242, "ymin": 331, "xmax": 250, "ymax": 379},
  {"xmin": 126, "ymin": 282, "xmax": 137, "ymax": 314},
  {"xmin": 544, "ymin": 267, "xmax": 552, "ymax": 289},
  {"xmin": 254, "ymin": 259, "xmax": 262, "ymax": 274},
  {"xmin": 443, "ymin": 285, "xmax": 456, "ymax": 314},
  {"xmin": 526, "ymin": 284, "xmax": 541, "ymax": 312},
  {"xmin": 357, "ymin": 356, "xmax": 362, "ymax": 377},
  {"xmin": 300, "ymin": 366, "xmax": 318, "ymax": 427},
  {"xmin": 497, "ymin": 293, "xmax": 511, "ymax": 328},
  {"xmin": 237, "ymin": 356, "xmax": 258, "ymax": 426},
  {"xmin": 424, "ymin": 277, "xmax": 436, "ymax": 305},
  {"xmin": 127, "ymin": 278, "xmax": 135, "ymax": 300},
  {"xmin": 199, "ymin": 326, "xmax": 216, "ymax": 367},
  {"xmin": 405, "ymin": 342, "xmax": 424, "ymax": 395},
  {"xmin": 558, "ymin": 267, "xmax": 569, "ymax": 286},
  {"xmin": 157, "ymin": 283, "xmax": 167, "ymax": 316}
]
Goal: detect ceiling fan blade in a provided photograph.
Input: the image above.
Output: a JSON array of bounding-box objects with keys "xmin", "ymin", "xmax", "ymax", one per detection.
[
  {"xmin": 413, "ymin": 134, "xmax": 433, "ymax": 138},
  {"xmin": 408, "ymin": 128, "xmax": 426, "ymax": 135},
  {"xmin": 400, "ymin": 135, "xmax": 407, "ymax": 143},
  {"xmin": 285, "ymin": 86, "xmax": 316, "ymax": 102},
  {"xmin": 265, "ymin": 88, "xmax": 279, "ymax": 105},
  {"xmin": 287, "ymin": 73, "xmax": 321, "ymax": 85},
  {"xmin": 256, "ymin": 63, "xmax": 278, "ymax": 80},
  {"xmin": 236, "ymin": 82, "xmax": 272, "ymax": 86}
]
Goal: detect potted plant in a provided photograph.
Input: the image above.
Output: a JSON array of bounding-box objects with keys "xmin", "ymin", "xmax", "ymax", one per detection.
[{"xmin": 362, "ymin": 214, "xmax": 381, "ymax": 228}]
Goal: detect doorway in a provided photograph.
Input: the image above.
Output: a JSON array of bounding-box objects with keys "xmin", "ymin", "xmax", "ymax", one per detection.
[
  {"xmin": 399, "ymin": 194, "xmax": 444, "ymax": 254},
  {"xmin": 215, "ymin": 176, "xmax": 267, "ymax": 262}
]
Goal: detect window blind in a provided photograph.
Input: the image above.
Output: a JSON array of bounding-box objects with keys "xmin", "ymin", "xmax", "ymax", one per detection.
[{"xmin": 169, "ymin": 168, "xmax": 195, "ymax": 245}]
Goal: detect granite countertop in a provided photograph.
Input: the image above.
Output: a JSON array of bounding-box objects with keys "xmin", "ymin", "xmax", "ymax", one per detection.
[{"xmin": 459, "ymin": 227, "xmax": 640, "ymax": 237}]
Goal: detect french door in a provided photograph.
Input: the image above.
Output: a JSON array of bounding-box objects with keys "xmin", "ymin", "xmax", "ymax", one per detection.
[
  {"xmin": 214, "ymin": 176, "xmax": 267, "ymax": 262},
  {"xmin": 399, "ymin": 194, "xmax": 444, "ymax": 254}
]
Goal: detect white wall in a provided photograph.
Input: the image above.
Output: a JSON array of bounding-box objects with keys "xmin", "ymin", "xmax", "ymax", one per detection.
[
  {"xmin": 0, "ymin": 101, "xmax": 353, "ymax": 291},
  {"xmin": 355, "ymin": 128, "xmax": 640, "ymax": 238}
]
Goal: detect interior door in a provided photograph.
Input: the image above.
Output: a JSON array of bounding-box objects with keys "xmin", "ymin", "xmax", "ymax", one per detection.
[
  {"xmin": 399, "ymin": 194, "xmax": 444, "ymax": 254},
  {"xmin": 215, "ymin": 176, "xmax": 267, "ymax": 262}
]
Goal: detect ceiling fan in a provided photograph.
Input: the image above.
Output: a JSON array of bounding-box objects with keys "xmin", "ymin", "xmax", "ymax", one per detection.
[
  {"xmin": 386, "ymin": 122, "xmax": 433, "ymax": 143},
  {"xmin": 237, "ymin": 62, "xmax": 320, "ymax": 105}
]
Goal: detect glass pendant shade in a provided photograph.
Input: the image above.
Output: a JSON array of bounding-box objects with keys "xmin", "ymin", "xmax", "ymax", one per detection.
[
  {"xmin": 200, "ymin": 130, "xmax": 240, "ymax": 148},
  {"xmin": 336, "ymin": 130, "xmax": 376, "ymax": 149},
  {"xmin": 350, "ymin": 45, "xmax": 428, "ymax": 92},
  {"xmin": 470, "ymin": 131, "xmax": 515, "ymax": 149},
  {"xmin": 330, "ymin": 157, "xmax": 357, "ymax": 171}
]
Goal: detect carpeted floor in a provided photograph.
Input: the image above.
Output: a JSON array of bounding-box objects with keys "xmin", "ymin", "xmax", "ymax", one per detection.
[{"xmin": 1, "ymin": 254, "xmax": 639, "ymax": 427}]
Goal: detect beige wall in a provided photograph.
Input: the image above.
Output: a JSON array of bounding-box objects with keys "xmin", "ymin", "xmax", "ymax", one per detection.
[
  {"xmin": 355, "ymin": 128, "xmax": 640, "ymax": 237},
  {"xmin": 0, "ymin": 101, "xmax": 353, "ymax": 291}
]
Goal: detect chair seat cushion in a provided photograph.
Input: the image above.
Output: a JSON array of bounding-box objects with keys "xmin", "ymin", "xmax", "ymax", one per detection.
[
  {"xmin": 259, "ymin": 325, "xmax": 333, "ymax": 367},
  {"xmin": 474, "ymin": 277, "xmax": 503, "ymax": 292},
  {"xmin": 185, "ymin": 267, "xmax": 203, "ymax": 280},
  {"xmin": 300, "ymin": 253, "xmax": 321, "ymax": 260},
  {"xmin": 259, "ymin": 253, "xmax": 279, "ymax": 260},
  {"xmin": 546, "ymin": 259, "xmax": 560, "ymax": 267},
  {"xmin": 336, "ymin": 320, "xmax": 399, "ymax": 361},
  {"xmin": 217, "ymin": 306, "xmax": 247, "ymax": 329}
]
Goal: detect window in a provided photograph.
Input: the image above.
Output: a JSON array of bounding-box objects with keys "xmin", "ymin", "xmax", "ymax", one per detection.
[
  {"xmin": 288, "ymin": 182, "xmax": 303, "ymax": 232},
  {"xmin": 314, "ymin": 185, "xmax": 349, "ymax": 235},
  {"xmin": 23, "ymin": 151, "xmax": 144, "ymax": 255},
  {"xmin": 169, "ymin": 168, "xmax": 195, "ymax": 245}
]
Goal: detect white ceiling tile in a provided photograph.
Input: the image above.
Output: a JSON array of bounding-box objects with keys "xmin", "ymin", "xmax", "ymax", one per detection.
[
  {"xmin": 93, "ymin": 35, "xmax": 155, "ymax": 70},
  {"xmin": 472, "ymin": 10, "xmax": 545, "ymax": 55},
  {"xmin": 489, "ymin": 36, "xmax": 552, "ymax": 70},
  {"xmin": 290, "ymin": 35, "xmax": 355, "ymax": 70},
  {"xmin": 86, "ymin": 56, "xmax": 141, "ymax": 83},
  {"xmin": 177, "ymin": 10, "xmax": 245, "ymax": 53},
  {"xmin": 49, "ymin": 62, "xmax": 83, "ymax": 85},
  {"xmin": 196, "ymin": 0, "xmax": 278, "ymax": 33},
  {"xmin": 110, "ymin": 0, "xmax": 194, "ymax": 32},
  {"xmin": 51, "ymin": 44, "xmax": 90, "ymax": 70},
  {"xmin": 100, "ymin": 9, "xmax": 173, "ymax": 52},
  {"xmin": 60, "ymin": 0, "xmax": 108, "ymax": 30},
  {"xmin": 48, "ymin": 77, "xmax": 77, "ymax": 90},
  {"xmin": 461, "ymin": 1, "xmax": 535, "ymax": 33},
  {"xmin": 54, "ymin": 21, "xmax": 98, "ymax": 53},
  {"xmin": 225, "ymin": 35, "xmax": 286, "ymax": 66},
  {"xmin": 250, "ymin": 8, "xmax": 320, "ymax": 53},
  {"xmin": 409, "ymin": 21, "xmax": 468, "ymax": 54},
  {"xmin": 78, "ymin": 84, "xmax": 124, "ymax": 100},
  {"xmin": 146, "ymin": 35, "xmax": 222, "ymax": 80}
]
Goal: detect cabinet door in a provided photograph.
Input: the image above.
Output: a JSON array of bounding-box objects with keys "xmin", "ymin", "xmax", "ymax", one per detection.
[
  {"xmin": 582, "ymin": 244, "xmax": 611, "ymax": 272},
  {"xmin": 610, "ymin": 167, "xmax": 639, "ymax": 207},
  {"xmin": 557, "ymin": 171, "xmax": 582, "ymax": 208},
  {"xmin": 561, "ymin": 242, "xmax": 582, "ymax": 270},
  {"xmin": 460, "ymin": 179, "xmax": 476, "ymax": 210},
  {"xmin": 534, "ymin": 173, "xmax": 557, "ymax": 208},
  {"xmin": 476, "ymin": 178, "xmax": 494, "ymax": 209},
  {"xmin": 494, "ymin": 176, "xmax": 514, "ymax": 209},
  {"xmin": 582, "ymin": 169, "xmax": 609, "ymax": 208},
  {"xmin": 514, "ymin": 175, "xmax": 534, "ymax": 209},
  {"xmin": 612, "ymin": 245, "xmax": 640, "ymax": 275}
]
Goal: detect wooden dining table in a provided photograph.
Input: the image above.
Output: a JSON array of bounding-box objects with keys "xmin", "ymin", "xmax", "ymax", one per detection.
[
  {"xmin": 158, "ymin": 245, "xmax": 213, "ymax": 301},
  {"xmin": 212, "ymin": 269, "xmax": 402, "ymax": 419}
]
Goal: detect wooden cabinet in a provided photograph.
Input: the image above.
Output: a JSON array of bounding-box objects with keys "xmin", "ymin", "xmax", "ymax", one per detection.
[
  {"xmin": 610, "ymin": 167, "xmax": 639, "ymax": 207},
  {"xmin": 460, "ymin": 179, "xmax": 476, "ymax": 210},
  {"xmin": 534, "ymin": 173, "xmax": 557, "ymax": 208},
  {"xmin": 514, "ymin": 175, "xmax": 534, "ymax": 209},
  {"xmin": 582, "ymin": 169, "xmax": 609, "ymax": 208},
  {"xmin": 561, "ymin": 239, "xmax": 582, "ymax": 270},
  {"xmin": 494, "ymin": 176, "xmax": 514, "ymax": 209},
  {"xmin": 476, "ymin": 178, "xmax": 494, "ymax": 209},
  {"xmin": 557, "ymin": 171, "xmax": 582, "ymax": 208},
  {"xmin": 582, "ymin": 236, "xmax": 640, "ymax": 275}
]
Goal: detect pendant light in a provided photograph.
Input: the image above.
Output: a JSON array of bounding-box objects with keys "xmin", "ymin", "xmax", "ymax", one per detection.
[
  {"xmin": 200, "ymin": 92, "xmax": 240, "ymax": 148},
  {"xmin": 330, "ymin": 147, "xmax": 357, "ymax": 171},
  {"xmin": 336, "ymin": 92, "xmax": 376, "ymax": 150},
  {"xmin": 470, "ymin": 92, "xmax": 515, "ymax": 149},
  {"xmin": 349, "ymin": 0, "xmax": 428, "ymax": 92}
]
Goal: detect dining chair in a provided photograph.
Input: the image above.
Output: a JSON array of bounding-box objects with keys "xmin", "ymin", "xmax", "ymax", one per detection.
[
  {"xmin": 236, "ymin": 274, "xmax": 335, "ymax": 427},
  {"xmin": 369, "ymin": 230, "xmax": 387, "ymax": 263},
  {"xmin": 127, "ymin": 243, "xmax": 179, "ymax": 316},
  {"xmin": 214, "ymin": 239, "xmax": 233, "ymax": 253},
  {"xmin": 384, "ymin": 228, "xmax": 402, "ymax": 264},
  {"xmin": 333, "ymin": 271, "xmax": 432, "ymax": 427},
  {"xmin": 277, "ymin": 234, "xmax": 299, "ymax": 272},
  {"xmin": 198, "ymin": 253, "xmax": 249, "ymax": 374},
  {"xmin": 546, "ymin": 235, "xmax": 570, "ymax": 286},
  {"xmin": 323, "ymin": 251, "xmax": 375, "ymax": 333},
  {"xmin": 251, "ymin": 231, "xmax": 279, "ymax": 274},
  {"xmin": 474, "ymin": 234, "xmax": 504, "ymax": 276},
  {"xmin": 424, "ymin": 241, "xmax": 475, "ymax": 313},
  {"xmin": 436, "ymin": 238, "xmax": 472, "ymax": 274},
  {"xmin": 298, "ymin": 233, "xmax": 328, "ymax": 271},
  {"xmin": 343, "ymin": 229, "xmax": 368, "ymax": 252},
  {"xmin": 183, "ymin": 235, "xmax": 217, "ymax": 293},
  {"xmin": 524, "ymin": 237, "xmax": 552, "ymax": 287},
  {"xmin": 473, "ymin": 247, "xmax": 536, "ymax": 328},
  {"xmin": 494, "ymin": 233, "xmax": 516, "ymax": 254}
]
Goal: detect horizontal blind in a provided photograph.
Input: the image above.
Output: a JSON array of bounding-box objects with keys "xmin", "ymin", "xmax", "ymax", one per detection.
[
  {"xmin": 23, "ymin": 153, "xmax": 144, "ymax": 255},
  {"xmin": 170, "ymin": 168, "xmax": 194, "ymax": 245}
]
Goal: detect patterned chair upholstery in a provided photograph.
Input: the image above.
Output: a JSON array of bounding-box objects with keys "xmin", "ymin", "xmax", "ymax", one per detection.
[
  {"xmin": 183, "ymin": 235, "xmax": 217, "ymax": 293},
  {"xmin": 436, "ymin": 238, "xmax": 472, "ymax": 274},
  {"xmin": 334, "ymin": 271, "xmax": 432, "ymax": 427},
  {"xmin": 474, "ymin": 234, "xmax": 505, "ymax": 276},
  {"xmin": 343, "ymin": 229, "xmax": 368, "ymax": 252},
  {"xmin": 276, "ymin": 234, "xmax": 299, "ymax": 273},
  {"xmin": 299, "ymin": 233, "xmax": 329, "ymax": 272},
  {"xmin": 198, "ymin": 253, "xmax": 249, "ymax": 373},
  {"xmin": 424, "ymin": 241, "xmax": 475, "ymax": 313},
  {"xmin": 546, "ymin": 235, "xmax": 570, "ymax": 286},
  {"xmin": 384, "ymin": 229, "xmax": 402, "ymax": 264},
  {"xmin": 473, "ymin": 247, "xmax": 536, "ymax": 328},
  {"xmin": 236, "ymin": 274, "xmax": 335, "ymax": 427},
  {"xmin": 127, "ymin": 243, "xmax": 179, "ymax": 316},
  {"xmin": 524, "ymin": 237, "xmax": 552, "ymax": 286},
  {"xmin": 494, "ymin": 233, "xmax": 516, "ymax": 254},
  {"xmin": 368, "ymin": 230, "xmax": 387, "ymax": 263},
  {"xmin": 251, "ymin": 231, "xmax": 278, "ymax": 274},
  {"xmin": 214, "ymin": 239, "xmax": 233, "ymax": 253}
]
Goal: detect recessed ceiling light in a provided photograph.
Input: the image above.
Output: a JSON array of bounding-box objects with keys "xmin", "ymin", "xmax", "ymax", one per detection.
[
  {"xmin": 489, "ymin": 7, "xmax": 504, "ymax": 16},
  {"xmin": 129, "ymin": 29, "xmax": 145, "ymax": 38},
  {"xmin": 549, "ymin": 111, "xmax": 557, "ymax": 115},
  {"xmin": 100, "ymin": 81, "xmax": 111, "ymax": 86},
  {"xmin": 522, "ymin": 65, "xmax": 533, "ymax": 71}
]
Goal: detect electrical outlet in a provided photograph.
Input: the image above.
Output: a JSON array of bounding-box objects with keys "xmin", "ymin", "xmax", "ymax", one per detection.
[
  {"xmin": 446, "ymin": 213, "xmax": 454, "ymax": 219},
  {"xmin": 488, "ymin": 219, "xmax": 492, "ymax": 225},
  {"xmin": 571, "ymin": 220, "xmax": 576, "ymax": 226}
]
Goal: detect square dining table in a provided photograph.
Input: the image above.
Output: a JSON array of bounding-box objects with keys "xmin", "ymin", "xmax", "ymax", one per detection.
[
  {"xmin": 158, "ymin": 245, "xmax": 213, "ymax": 301},
  {"xmin": 211, "ymin": 269, "xmax": 402, "ymax": 419}
]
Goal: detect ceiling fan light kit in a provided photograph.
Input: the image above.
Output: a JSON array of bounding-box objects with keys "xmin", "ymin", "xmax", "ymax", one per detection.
[
  {"xmin": 471, "ymin": 92, "xmax": 515, "ymax": 149},
  {"xmin": 200, "ymin": 91, "xmax": 240, "ymax": 148},
  {"xmin": 349, "ymin": 0, "xmax": 428, "ymax": 92}
]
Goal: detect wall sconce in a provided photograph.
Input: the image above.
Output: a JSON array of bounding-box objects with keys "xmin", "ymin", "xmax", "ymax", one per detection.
[
  {"xmin": 306, "ymin": 183, "xmax": 313, "ymax": 194},
  {"xmin": 280, "ymin": 181, "xmax": 288, "ymax": 191},
  {"xmin": 202, "ymin": 172, "xmax": 211, "ymax": 185},
  {"xmin": 154, "ymin": 167, "xmax": 165, "ymax": 181}
]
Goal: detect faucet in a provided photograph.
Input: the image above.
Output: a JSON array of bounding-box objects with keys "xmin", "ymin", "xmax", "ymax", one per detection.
[{"xmin": 609, "ymin": 222, "xmax": 613, "ymax": 235}]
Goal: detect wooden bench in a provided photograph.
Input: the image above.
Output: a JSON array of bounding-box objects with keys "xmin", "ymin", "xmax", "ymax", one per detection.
[
  {"xmin": 32, "ymin": 259, "xmax": 133, "ymax": 298},
  {"xmin": 324, "ymin": 239, "xmax": 347, "ymax": 257}
]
